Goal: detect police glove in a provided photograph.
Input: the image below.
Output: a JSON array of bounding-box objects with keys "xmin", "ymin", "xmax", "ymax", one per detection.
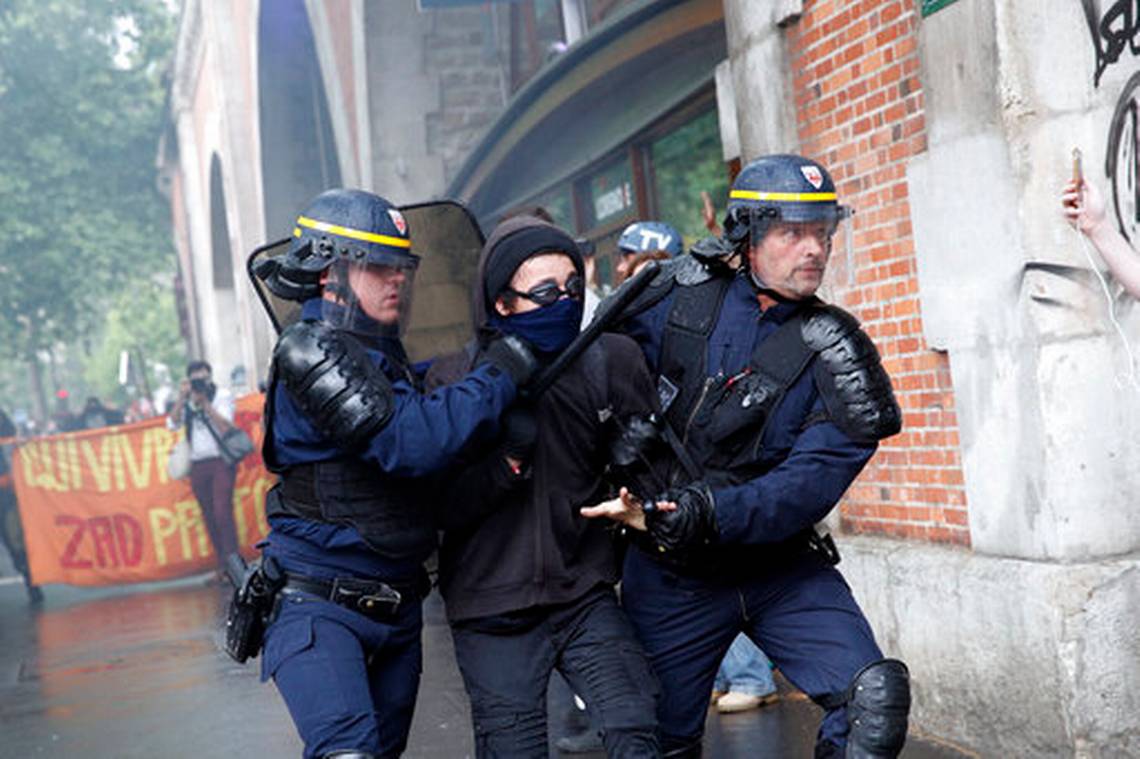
[
  {"xmin": 479, "ymin": 334, "xmax": 539, "ymax": 387},
  {"xmin": 646, "ymin": 482, "xmax": 719, "ymax": 553},
  {"xmin": 501, "ymin": 405, "xmax": 538, "ymax": 460}
]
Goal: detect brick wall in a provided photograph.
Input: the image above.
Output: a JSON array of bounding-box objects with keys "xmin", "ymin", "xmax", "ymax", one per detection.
[
  {"xmin": 424, "ymin": 9, "xmax": 511, "ymax": 186},
  {"xmin": 787, "ymin": 0, "xmax": 969, "ymax": 545}
]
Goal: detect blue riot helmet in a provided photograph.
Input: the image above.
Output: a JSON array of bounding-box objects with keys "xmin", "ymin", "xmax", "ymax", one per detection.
[
  {"xmin": 723, "ymin": 154, "xmax": 852, "ymax": 252},
  {"xmin": 617, "ymin": 221, "xmax": 684, "ymax": 258},
  {"xmin": 722, "ymin": 154, "xmax": 853, "ymax": 297},
  {"xmin": 258, "ymin": 188, "xmax": 420, "ymax": 336}
]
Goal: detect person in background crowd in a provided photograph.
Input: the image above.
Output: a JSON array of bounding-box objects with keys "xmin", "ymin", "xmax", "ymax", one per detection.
[
  {"xmin": 618, "ymin": 250, "xmax": 672, "ymax": 284},
  {"xmin": 167, "ymin": 360, "xmax": 239, "ymax": 574},
  {"xmin": 80, "ymin": 396, "xmax": 124, "ymax": 430},
  {"xmin": 586, "ymin": 154, "xmax": 909, "ymax": 757},
  {"xmin": 252, "ymin": 188, "xmax": 535, "ymax": 759},
  {"xmin": 0, "ymin": 407, "xmax": 41, "ymax": 604},
  {"xmin": 49, "ymin": 390, "xmax": 79, "ymax": 434},
  {"xmin": 427, "ymin": 213, "xmax": 661, "ymax": 758},
  {"xmin": 578, "ymin": 237, "xmax": 602, "ymax": 327},
  {"xmin": 712, "ymin": 634, "xmax": 779, "ymax": 713},
  {"xmin": 615, "ymin": 221, "xmax": 683, "ymax": 282},
  {"xmin": 1061, "ymin": 177, "xmax": 1140, "ymax": 298}
]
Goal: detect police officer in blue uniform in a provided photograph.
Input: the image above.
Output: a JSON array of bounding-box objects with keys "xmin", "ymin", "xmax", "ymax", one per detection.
[
  {"xmin": 251, "ymin": 189, "xmax": 537, "ymax": 759},
  {"xmin": 585, "ymin": 154, "xmax": 910, "ymax": 758}
]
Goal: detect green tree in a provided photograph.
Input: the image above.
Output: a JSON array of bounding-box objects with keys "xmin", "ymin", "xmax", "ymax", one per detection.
[{"xmin": 0, "ymin": 0, "xmax": 179, "ymax": 419}]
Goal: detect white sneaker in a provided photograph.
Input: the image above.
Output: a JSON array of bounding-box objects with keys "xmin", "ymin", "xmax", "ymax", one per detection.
[{"xmin": 715, "ymin": 691, "xmax": 779, "ymax": 713}]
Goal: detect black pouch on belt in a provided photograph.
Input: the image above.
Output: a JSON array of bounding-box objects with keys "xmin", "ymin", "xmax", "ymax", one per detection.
[{"xmin": 224, "ymin": 553, "xmax": 284, "ymax": 664}]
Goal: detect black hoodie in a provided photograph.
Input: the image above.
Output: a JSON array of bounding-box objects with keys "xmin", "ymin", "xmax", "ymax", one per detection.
[{"xmin": 426, "ymin": 215, "xmax": 660, "ymax": 623}]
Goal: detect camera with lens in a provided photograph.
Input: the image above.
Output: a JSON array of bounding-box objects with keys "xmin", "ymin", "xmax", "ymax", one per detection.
[{"xmin": 189, "ymin": 377, "xmax": 213, "ymax": 395}]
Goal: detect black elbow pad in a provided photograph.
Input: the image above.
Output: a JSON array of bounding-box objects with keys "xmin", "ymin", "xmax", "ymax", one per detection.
[
  {"xmin": 802, "ymin": 305, "xmax": 902, "ymax": 443},
  {"xmin": 273, "ymin": 321, "xmax": 395, "ymax": 448}
]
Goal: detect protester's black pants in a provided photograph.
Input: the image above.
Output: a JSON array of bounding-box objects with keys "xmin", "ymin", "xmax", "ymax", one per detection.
[{"xmin": 450, "ymin": 586, "xmax": 660, "ymax": 758}]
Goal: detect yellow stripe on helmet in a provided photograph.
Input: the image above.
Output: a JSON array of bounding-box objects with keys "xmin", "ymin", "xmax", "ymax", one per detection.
[
  {"xmin": 730, "ymin": 190, "xmax": 838, "ymax": 202},
  {"xmin": 296, "ymin": 215, "xmax": 412, "ymax": 249}
]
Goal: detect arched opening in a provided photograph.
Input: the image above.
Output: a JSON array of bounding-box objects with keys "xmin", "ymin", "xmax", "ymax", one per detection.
[
  {"xmin": 258, "ymin": 0, "xmax": 342, "ymax": 241},
  {"xmin": 209, "ymin": 153, "xmax": 242, "ymax": 372},
  {"xmin": 209, "ymin": 154, "xmax": 235, "ymax": 290}
]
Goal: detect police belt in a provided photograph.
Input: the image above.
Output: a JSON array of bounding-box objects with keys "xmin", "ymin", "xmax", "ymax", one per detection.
[{"xmin": 280, "ymin": 571, "xmax": 429, "ymax": 622}]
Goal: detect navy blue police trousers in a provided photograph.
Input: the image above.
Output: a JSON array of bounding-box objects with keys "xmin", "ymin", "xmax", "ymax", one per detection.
[
  {"xmin": 621, "ymin": 547, "xmax": 882, "ymax": 754},
  {"xmin": 261, "ymin": 587, "xmax": 422, "ymax": 759}
]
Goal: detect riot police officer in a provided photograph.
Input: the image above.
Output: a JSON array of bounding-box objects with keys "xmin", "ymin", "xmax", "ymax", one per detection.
[
  {"xmin": 584, "ymin": 154, "xmax": 910, "ymax": 758},
  {"xmin": 251, "ymin": 189, "xmax": 536, "ymax": 759}
]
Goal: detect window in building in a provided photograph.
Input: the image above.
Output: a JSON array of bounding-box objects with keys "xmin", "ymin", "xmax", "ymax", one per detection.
[
  {"xmin": 579, "ymin": 156, "xmax": 636, "ymax": 232},
  {"xmin": 647, "ymin": 107, "xmax": 729, "ymax": 248},
  {"xmin": 530, "ymin": 184, "xmax": 577, "ymax": 231},
  {"xmin": 510, "ymin": 0, "xmax": 567, "ymax": 91}
]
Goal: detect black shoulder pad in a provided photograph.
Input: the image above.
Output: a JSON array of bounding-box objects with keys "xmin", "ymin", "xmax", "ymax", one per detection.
[
  {"xmin": 273, "ymin": 320, "xmax": 395, "ymax": 448},
  {"xmin": 802, "ymin": 305, "xmax": 902, "ymax": 443},
  {"xmin": 672, "ymin": 253, "xmax": 715, "ymax": 286}
]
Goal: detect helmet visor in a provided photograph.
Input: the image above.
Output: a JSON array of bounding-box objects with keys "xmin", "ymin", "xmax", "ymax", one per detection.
[
  {"xmin": 746, "ymin": 202, "xmax": 851, "ymax": 246},
  {"xmin": 321, "ymin": 258, "xmax": 417, "ymax": 338}
]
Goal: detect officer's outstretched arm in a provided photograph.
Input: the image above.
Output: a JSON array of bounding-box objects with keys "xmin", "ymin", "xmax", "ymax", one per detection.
[
  {"xmin": 276, "ymin": 322, "xmax": 531, "ymax": 478},
  {"xmin": 359, "ymin": 336, "xmax": 536, "ymax": 478},
  {"xmin": 711, "ymin": 404, "xmax": 876, "ymax": 546}
]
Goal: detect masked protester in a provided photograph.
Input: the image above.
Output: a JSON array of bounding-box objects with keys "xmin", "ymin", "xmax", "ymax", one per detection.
[
  {"xmin": 168, "ymin": 360, "xmax": 238, "ymax": 573},
  {"xmin": 426, "ymin": 214, "xmax": 663, "ymax": 758},
  {"xmin": 585, "ymin": 154, "xmax": 909, "ymax": 758},
  {"xmin": 251, "ymin": 189, "xmax": 537, "ymax": 759}
]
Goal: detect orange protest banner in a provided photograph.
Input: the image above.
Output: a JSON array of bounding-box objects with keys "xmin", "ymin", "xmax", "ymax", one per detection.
[{"xmin": 13, "ymin": 394, "xmax": 273, "ymax": 587}]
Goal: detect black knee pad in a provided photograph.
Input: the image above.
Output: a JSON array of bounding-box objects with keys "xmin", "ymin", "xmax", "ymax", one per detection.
[{"xmin": 845, "ymin": 658, "xmax": 910, "ymax": 758}]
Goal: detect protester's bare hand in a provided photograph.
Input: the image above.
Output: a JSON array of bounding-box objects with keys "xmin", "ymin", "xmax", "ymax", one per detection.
[
  {"xmin": 1062, "ymin": 179, "xmax": 1108, "ymax": 237},
  {"xmin": 580, "ymin": 487, "xmax": 676, "ymax": 531},
  {"xmin": 701, "ymin": 191, "xmax": 720, "ymax": 235}
]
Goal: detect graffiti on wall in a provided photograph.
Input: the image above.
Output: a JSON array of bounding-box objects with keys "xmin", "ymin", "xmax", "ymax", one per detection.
[
  {"xmin": 1081, "ymin": 1, "xmax": 1140, "ymax": 241},
  {"xmin": 1081, "ymin": 0, "xmax": 1140, "ymax": 87},
  {"xmin": 1106, "ymin": 73, "xmax": 1139, "ymax": 242}
]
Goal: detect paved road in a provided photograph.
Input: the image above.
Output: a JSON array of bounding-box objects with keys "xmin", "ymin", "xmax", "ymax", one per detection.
[{"xmin": 0, "ymin": 573, "xmax": 972, "ymax": 758}]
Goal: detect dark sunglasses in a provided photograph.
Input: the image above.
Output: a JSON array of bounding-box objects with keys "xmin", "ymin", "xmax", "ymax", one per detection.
[{"xmin": 506, "ymin": 274, "xmax": 585, "ymax": 306}]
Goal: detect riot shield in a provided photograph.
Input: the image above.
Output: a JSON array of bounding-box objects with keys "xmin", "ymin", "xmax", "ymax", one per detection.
[
  {"xmin": 399, "ymin": 200, "xmax": 485, "ymax": 362},
  {"xmin": 246, "ymin": 201, "xmax": 485, "ymax": 361}
]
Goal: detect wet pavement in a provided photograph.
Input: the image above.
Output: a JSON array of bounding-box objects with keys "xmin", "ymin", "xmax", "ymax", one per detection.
[{"xmin": 0, "ymin": 568, "xmax": 974, "ymax": 758}]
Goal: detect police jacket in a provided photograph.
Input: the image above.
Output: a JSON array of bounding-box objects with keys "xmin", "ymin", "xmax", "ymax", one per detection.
[
  {"xmin": 427, "ymin": 334, "xmax": 659, "ymax": 623},
  {"xmin": 261, "ymin": 298, "xmax": 517, "ymax": 580},
  {"xmin": 621, "ymin": 269, "xmax": 887, "ymax": 555}
]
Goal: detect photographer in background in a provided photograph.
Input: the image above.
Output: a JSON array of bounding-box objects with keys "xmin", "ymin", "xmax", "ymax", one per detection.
[{"xmin": 168, "ymin": 360, "xmax": 238, "ymax": 574}]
